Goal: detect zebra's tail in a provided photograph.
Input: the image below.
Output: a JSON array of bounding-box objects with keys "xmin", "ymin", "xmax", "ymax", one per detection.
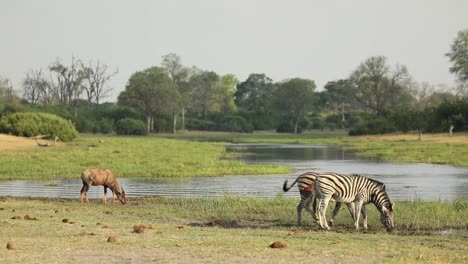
[{"xmin": 283, "ymin": 178, "xmax": 299, "ymax": 192}]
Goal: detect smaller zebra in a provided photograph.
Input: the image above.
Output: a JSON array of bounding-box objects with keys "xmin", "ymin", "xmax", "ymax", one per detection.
[
  {"xmin": 313, "ymin": 173, "xmax": 394, "ymax": 232},
  {"xmin": 283, "ymin": 172, "xmax": 320, "ymax": 226},
  {"xmin": 284, "ymin": 172, "xmax": 345, "ymax": 226}
]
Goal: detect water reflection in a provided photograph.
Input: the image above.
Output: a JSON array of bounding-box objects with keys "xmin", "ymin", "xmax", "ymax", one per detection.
[{"xmin": 0, "ymin": 144, "xmax": 467, "ymax": 201}]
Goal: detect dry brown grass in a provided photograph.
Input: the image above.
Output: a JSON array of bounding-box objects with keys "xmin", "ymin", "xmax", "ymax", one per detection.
[{"xmin": 0, "ymin": 134, "xmax": 38, "ymax": 151}]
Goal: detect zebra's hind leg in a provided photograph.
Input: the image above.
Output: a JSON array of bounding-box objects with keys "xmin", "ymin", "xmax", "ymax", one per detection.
[
  {"xmin": 318, "ymin": 198, "xmax": 331, "ymax": 230},
  {"xmin": 304, "ymin": 197, "xmax": 318, "ymax": 223},
  {"xmin": 297, "ymin": 191, "xmax": 311, "ymax": 226},
  {"xmin": 296, "ymin": 202, "xmax": 304, "ymax": 226},
  {"xmin": 329, "ymin": 202, "xmax": 342, "ymax": 226}
]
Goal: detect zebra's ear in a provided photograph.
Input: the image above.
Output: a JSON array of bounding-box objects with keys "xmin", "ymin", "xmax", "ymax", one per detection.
[{"xmin": 391, "ymin": 202, "xmax": 395, "ymax": 209}]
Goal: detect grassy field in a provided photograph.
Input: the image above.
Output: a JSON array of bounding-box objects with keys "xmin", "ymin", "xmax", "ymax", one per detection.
[
  {"xmin": 0, "ymin": 197, "xmax": 466, "ymax": 263},
  {"xmin": 0, "ymin": 134, "xmax": 291, "ymax": 181},
  {"xmin": 1, "ymin": 131, "xmax": 467, "ymax": 262},
  {"xmin": 1, "ymin": 131, "xmax": 467, "ymax": 181}
]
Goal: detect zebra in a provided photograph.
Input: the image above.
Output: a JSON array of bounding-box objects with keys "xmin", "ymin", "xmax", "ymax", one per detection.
[
  {"xmin": 284, "ymin": 172, "xmax": 366, "ymax": 227},
  {"xmin": 283, "ymin": 172, "xmax": 321, "ymax": 226},
  {"xmin": 313, "ymin": 172, "xmax": 394, "ymax": 232}
]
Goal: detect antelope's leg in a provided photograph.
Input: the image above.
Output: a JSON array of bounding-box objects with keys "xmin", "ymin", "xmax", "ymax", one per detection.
[
  {"xmin": 104, "ymin": 186, "xmax": 108, "ymax": 204},
  {"xmin": 82, "ymin": 184, "xmax": 90, "ymax": 204}
]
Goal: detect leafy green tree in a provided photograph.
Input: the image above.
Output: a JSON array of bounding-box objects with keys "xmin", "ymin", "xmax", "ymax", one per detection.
[
  {"xmin": 234, "ymin": 73, "xmax": 275, "ymax": 112},
  {"xmin": 321, "ymin": 80, "xmax": 355, "ymax": 128},
  {"xmin": 215, "ymin": 74, "xmax": 238, "ymax": 113},
  {"xmin": 349, "ymin": 56, "xmax": 414, "ymax": 115},
  {"xmin": 272, "ymin": 78, "xmax": 316, "ymax": 134},
  {"xmin": 118, "ymin": 67, "xmax": 180, "ymax": 133},
  {"xmin": 188, "ymin": 71, "xmax": 219, "ymax": 118},
  {"xmin": 161, "ymin": 53, "xmax": 191, "ymax": 133},
  {"xmin": 446, "ymin": 29, "xmax": 468, "ymax": 98}
]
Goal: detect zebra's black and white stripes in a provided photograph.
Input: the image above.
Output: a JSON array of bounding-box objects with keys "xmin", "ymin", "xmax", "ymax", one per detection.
[
  {"xmin": 313, "ymin": 172, "xmax": 394, "ymax": 232},
  {"xmin": 283, "ymin": 172, "xmax": 321, "ymax": 226}
]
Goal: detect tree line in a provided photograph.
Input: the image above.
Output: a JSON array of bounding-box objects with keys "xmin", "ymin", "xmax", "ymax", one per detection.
[{"xmin": 1, "ymin": 29, "xmax": 467, "ymax": 136}]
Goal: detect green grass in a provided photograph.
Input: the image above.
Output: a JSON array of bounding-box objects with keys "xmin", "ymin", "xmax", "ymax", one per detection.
[
  {"xmin": 338, "ymin": 140, "xmax": 468, "ymax": 167},
  {"xmin": 0, "ymin": 135, "xmax": 291, "ymax": 181},
  {"xmin": 0, "ymin": 197, "xmax": 466, "ymax": 263}
]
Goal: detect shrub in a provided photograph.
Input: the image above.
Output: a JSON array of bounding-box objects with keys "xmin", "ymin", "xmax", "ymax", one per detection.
[
  {"xmin": 276, "ymin": 122, "xmax": 303, "ymax": 134},
  {"xmin": 349, "ymin": 117, "xmax": 397, "ymax": 136},
  {"xmin": 185, "ymin": 118, "xmax": 216, "ymax": 131},
  {"xmin": 0, "ymin": 112, "xmax": 78, "ymax": 141},
  {"xmin": 115, "ymin": 118, "xmax": 147, "ymax": 135},
  {"xmin": 216, "ymin": 115, "xmax": 253, "ymax": 133}
]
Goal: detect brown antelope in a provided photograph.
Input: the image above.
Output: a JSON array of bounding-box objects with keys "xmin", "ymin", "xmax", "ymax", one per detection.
[{"xmin": 80, "ymin": 169, "xmax": 126, "ymax": 204}]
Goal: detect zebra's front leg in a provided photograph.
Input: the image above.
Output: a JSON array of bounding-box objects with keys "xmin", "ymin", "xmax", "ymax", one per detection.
[
  {"xmin": 318, "ymin": 198, "xmax": 331, "ymax": 230},
  {"xmin": 329, "ymin": 202, "xmax": 342, "ymax": 226},
  {"xmin": 354, "ymin": 201, "xmax": 364, "ymax": 231},
  {"xmin": 361, "ymin": 205, "xmax": 368, "ymax": 230}
]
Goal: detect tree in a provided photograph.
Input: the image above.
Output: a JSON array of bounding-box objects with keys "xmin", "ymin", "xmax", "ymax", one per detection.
[
  {"xmin": 0, "ymin": 77, "xmax": 19, "ymax": 104},
  {"xmin": 349, "ymin": 56, "xmax": 414, "ymax": 115},
  {"xmin": 321, "ymin": 80, "xmax": 355, "ymax": 127},
  {"xmin": 446, "ymin": 29, "xmax": 468, "ymax": 89},
  {"xmin": 49, "ymin": 57, "xmax": 84, "ymax": 106},
  {"xmin": 80, "ymin": 60, "xmax": 117, "ymax": 105},
  {"xmin": 215, "ymin": 74, "xmax": 238, "ymax": 113},
  {"xmin": 234, "ymin": 73, "xmax": 276, "ymax": 112},
  {"xmin": 22, "ymin": 69, "xmax": 50, "ymax": 104},
  {"xmin": 117, "ymin": 67, "xmax": 180, "ymax": 133},
  {"xmin": 161, "ymin": 53, "xmax": 191, "ymax": 133},
  {"xmin": 272, "ymin": 78, "xmax": 316, "ymax": 134},
  {"xmin": 188, "ymin": 71, "xmax": 220, "ymax": 118}
]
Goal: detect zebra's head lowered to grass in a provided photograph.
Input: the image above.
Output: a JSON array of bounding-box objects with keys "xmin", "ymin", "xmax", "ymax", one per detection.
[{"xmin": 372, "ymin": 185, "xmax": 395, "ymax": 232}]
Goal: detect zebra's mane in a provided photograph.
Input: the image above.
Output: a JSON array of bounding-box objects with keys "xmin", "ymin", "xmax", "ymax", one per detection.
[
  {"xmin": 351, "ymin": 173, "xmax": 386, "ymax": 190},
  {"xmin": 350, "ymin": 174, "xmax": 392, "ymax": 210}
]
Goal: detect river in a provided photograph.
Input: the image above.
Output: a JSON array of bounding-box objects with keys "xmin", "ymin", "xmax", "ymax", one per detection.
[{"xmin": 1, "ymin": 143, "xmax": 467, "ymax": 201}]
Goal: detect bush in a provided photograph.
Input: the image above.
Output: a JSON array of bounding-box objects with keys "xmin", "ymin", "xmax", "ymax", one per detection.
[
  {"xmin": 93, "ymin": 118, "xmax": 114, "ymax": 134},
  {"xmin": 0, "ymin": 112, "xmax": 78, "ymax": 141},
  {"xmin": 276, "ymin": 122, "xmax": 303, "ymax": 134},
  {"xmin": 216, "ymin": 115, "xmax": 253, "ymax": 133},
  {"xmin": 115, "ymin": 118, "xmax": 147, "ymax": 135},
  {"xmin": 349, "ymin": 117, "xmax": 397, "ymax": 136}
]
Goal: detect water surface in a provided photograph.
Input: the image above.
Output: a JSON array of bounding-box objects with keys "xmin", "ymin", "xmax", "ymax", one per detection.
[{"xmin": 1, "ymin": 143, "xmax": 467, "ymax": 201}]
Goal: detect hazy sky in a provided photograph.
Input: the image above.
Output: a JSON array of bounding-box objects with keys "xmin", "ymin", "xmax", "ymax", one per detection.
[{"xmin": 1, "ymin": 0, "xmax": 467, "ymax": 102}]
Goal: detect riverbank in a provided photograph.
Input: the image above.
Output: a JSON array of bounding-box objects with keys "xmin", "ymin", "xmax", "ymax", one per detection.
[
  {"xmin": 0, "ymin": 197, "xmax": 466, "ymax": 263},
  {"xmin": 1, "ymin": 131, "xmax": 467, "ymax": 181},
  {"xmin": 164, "ymin": 131, "xmax": 468, "ymax": 167},
  {"xmin": 0, "ymin": 134, "xmax": 291, "ymax": 181}
]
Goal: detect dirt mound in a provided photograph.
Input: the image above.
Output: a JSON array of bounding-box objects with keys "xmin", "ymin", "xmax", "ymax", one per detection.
[
  {"xmin": 270, "ymin": 241, "xmax": 287, "ymax": 248},
  {"xmin": 24, "ymin": 214, "xmax": 38, "ymax": 220},
  {"xmin": 6, "ymin": 242, "xmax": 16, "ymax": 250},
  {"xmin": 107, "ymin": 236, "xmax": 119, "ymax": 243}
]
